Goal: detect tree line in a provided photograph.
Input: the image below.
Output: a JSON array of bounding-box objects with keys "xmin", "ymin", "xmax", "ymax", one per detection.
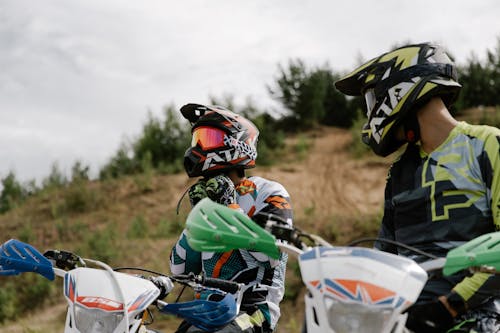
[{"xmin": 2, "ymin": 39, "xmax": 500, "ymax": 213}]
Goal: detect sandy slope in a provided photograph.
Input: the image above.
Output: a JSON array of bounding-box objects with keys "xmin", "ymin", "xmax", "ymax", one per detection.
[{"xmin": 257, "ymin": 126, "xmax": 390, "ymax": 224}]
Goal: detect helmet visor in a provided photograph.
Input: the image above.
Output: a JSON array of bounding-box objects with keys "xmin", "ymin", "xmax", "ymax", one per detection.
[
  {"xmin": 192, "ymin": 126, "xmax": 226, "ymax": 149},
  {"xmin": 364, "ymin": 88, "xmax": 377, "ymax": 118}
]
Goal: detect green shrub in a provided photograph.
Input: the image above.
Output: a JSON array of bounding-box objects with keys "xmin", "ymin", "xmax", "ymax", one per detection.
[
  {"xmin": 64, "ymin": 181, "xmax": 99, "ymax": 213},
  {"xmin": 127, "ymin": 215, "xmax": 149, "ymax": 239},
  {"xmin": 154, "ymin": 217, "xmax": 184, "ymax": 239},
  {"xmin": 134, "ymin": 152, "xmax": 154, "ymax": 193},
  {"xmin": 294, "ymin": 135, "xmax": 311, "ymax": 161},
  {"xmin": 55, "ymin": 218, "xmax": 87, "ymax": 242},
  {"xmin": 48, "ymin": 181, "xmax": 100, "ymax": 218},
  {"xmin": 349, "ymin": 114, "xmax": 371, "ymax": 158},
  {"xmin": 0, "ymin": 172, "xmax": 26, "ymax": 213},
  {"xmin": 479, "ymin": 106, "xmax": 500, "ymax": 127},
  {"xmin": 99, "ymin": 105, "xmax": 190, "ymax": 179},
  {"xmin": 0, "ymin": 274, "xmax": 54, "ymax": 324},
  {"xmin": 18, "ymin": 221, "xmax": 35, "ymax": 243},
  {"xmin": 82, "ymin": 222, "xmax": 119, "ymax": 264},
  {"xmin": 41, "ymin": 163, "xmax": 67, "ymax": 190},
  {"xmin": 0, "ymin": 282, "xmax": 17, "ymax": 322}
]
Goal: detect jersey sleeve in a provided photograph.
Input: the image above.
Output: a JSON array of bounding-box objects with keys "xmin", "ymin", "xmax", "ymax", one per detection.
[
  {"xmin": 484, "ymin": 132, "xmax": 500, "ymax": 229},
  {"xmin": 254, "ymin": 181, "xmax": 293, "ymax": 225},
  {"xmin": 169, "ymin": 229, "xmax": 202, "ymax": 275},
  {"xmin": 375, "ymin": 169, "xmax": 398, "ymax": 253},
  {"xmin": 454, "ymin": 129, "xmax": 500, "ymax": 308}
]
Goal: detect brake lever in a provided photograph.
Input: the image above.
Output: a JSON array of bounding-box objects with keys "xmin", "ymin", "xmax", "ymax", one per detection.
[{"xmin": 43, "ymin": 250, "xmax": 84, "ymax": 270}]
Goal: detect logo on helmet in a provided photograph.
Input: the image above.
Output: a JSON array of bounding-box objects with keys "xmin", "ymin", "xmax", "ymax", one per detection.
[
  {"xmin": 201, "ymin": 133, "xmax": 257, "ymax": 171},
  {"xmin": 224, "ymin": 134, "xmax": 257, "ymax": 160},
  {"xmin": 369, "ymin": 78, "xmax": 419, "ymax": 144}
]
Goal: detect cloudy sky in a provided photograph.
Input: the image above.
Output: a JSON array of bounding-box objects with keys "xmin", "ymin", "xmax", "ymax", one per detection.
[{"xmin": 1, "ymin": 0, "xmax": 499, "ymax": 184}]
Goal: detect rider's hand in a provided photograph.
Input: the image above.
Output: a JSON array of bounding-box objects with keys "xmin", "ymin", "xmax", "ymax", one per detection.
[
  {"xmin": 205, "ymin": 174, "xmax": 237, "ymax": 206},
  {"xmin": 188, "ymin": 179, "xmax": 207, "ymax": 207},
  {"xmin": 406, "ymin": 297, "xmax": 456, "ymax": 333}
]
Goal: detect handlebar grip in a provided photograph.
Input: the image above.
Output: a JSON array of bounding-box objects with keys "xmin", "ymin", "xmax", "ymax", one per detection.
[{"xmin": 202, "ymin": 277, "xmax": 240, "ymax": 294}]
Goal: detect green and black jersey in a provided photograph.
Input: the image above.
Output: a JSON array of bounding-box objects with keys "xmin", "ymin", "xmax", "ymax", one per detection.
[{"xmin": 376, "ymin": 121, "xmax": 500, "ymax": 307}]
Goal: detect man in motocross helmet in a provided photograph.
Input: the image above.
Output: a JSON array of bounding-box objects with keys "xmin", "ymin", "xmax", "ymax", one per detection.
[
  {"xmin": 335, "ymin": 43, "xmax": 500, "ymax": 332},
  {"xmin": 170, "ymin": 103, "xmax": 293, "ymax": 333}
]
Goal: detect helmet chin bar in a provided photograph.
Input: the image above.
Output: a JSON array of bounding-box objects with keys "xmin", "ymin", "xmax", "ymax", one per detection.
[{"xmin": 403, "ymin": 112, "xmax": 420, "ymax": 144}]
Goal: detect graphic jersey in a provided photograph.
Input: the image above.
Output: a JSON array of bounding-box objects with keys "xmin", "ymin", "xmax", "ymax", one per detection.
[
  {"xmin": 377, "ymin": 121, "xmax": 500, "ymax": 305},
  {"xmin": 170, "ymin": 176, "xmax": 293, "ymax": 330}
]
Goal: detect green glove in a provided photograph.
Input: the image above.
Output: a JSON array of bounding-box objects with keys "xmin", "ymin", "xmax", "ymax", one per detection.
[{"xmin": 188, "ymin": 179, "xmax": 207, "ymax": 207}]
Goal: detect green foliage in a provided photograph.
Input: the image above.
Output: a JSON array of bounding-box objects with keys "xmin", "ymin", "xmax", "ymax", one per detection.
[
  {"xmin": 457, "ymin": 38, "xmax": 500, "ymax": 110},
  {"xmin": 127, "ymin": 215, "xmax": 149, "ymax": 239},
  {"xmin": 478, "ymin": 106, "xmax": 500, "ymax": 127},
  {"xmin": 134, "ymin": 151, "xmax": 154, "ymax": 193},
  {"xmin": 294, "ymin": 135, "xmax": 311, "ymax": 161},
  {"xmin": 349, "ymin": 113, "xmax": 372, "ymax": 158},
  {"xmin": 154, "ymin": 217, "xmax": 185, "ymax": 238},
  {"xmin": 42, "ymin": 163, "xmax": 67, "ymax": 189},
  {"xmin": 0, "ymin": 171, "xmax": 26, "ymax": 213},
  {"xmin": 55, "ymin": 218, "xmax": 87, "ymax": 242},
  {"xmin": 99, "ymin": 142, "xmax": 139, "ymax": 179},
  {"xmin": 81, "ymin": 222, "xmax": 119, "ymax": 264},
  {"xmin": 133, "ymin": 105, "xmax": 190, "ymax": 171},
  {"xmin": 65, "ymin": 182, "xmax": 100, "ymax": 214},
  {"xmin": 209, "ymin": 95, "xmax": 286, "ymax": 166},
  {"xmin": 71, "ymin": 160, "xmax": 90, "ymax": 182},
  {"xmin": 0, "ymin": 283, "xmax": 17, "ymax": 322},
  {"xmin": 303, "ymin": 203, "xmax": 316, "ymax": 217},
  {"xmin": 47, "ymin": 180, "xmax": 101, "ymax": 219},
  {"xmin": 154, "ymin": 218, "xmax": 174, "ymax": 238},
  {"xmin": 18, "ymin": 221, "xmax": 35, "ymax": 243},
  {"xmin": 268, "ymin": 59, "xmax": 358, "ymax": 131},
  {"xmin": 0, "ymin": 274, "xmax": 54, "ymax": 324},
  {"xmin": 100, "ymin": 105, "xmax": 190, "ymax": 179}
]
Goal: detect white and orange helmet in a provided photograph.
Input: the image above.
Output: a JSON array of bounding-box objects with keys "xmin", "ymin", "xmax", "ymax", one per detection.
[{"xmin": 181, "ymin": 103, "xmax": 259, "ymax": 177}]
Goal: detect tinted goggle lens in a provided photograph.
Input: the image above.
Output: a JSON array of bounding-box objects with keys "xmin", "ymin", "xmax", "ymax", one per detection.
[{"xmin": 191, "ymin": 127, "xmax": 226, "ymax": 149}]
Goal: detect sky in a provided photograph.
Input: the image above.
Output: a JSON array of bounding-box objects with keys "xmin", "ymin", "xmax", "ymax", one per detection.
[{"xmin": 1, "ymin": 0, "xmax": 499, "ymax": 185}]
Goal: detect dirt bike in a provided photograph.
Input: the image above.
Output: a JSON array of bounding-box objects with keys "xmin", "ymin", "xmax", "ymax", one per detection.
[
  {"xmin": 0, "ymin": 238, "xmax": 243, "ymax": 333},
  {"xmin": 183, "ymin": 198, "xmax": 500, "ymax": 333}
]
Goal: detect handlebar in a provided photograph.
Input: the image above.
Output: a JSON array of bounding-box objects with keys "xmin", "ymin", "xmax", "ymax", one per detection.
[
  {"xmin": 171, "ymin": 273, "xmax": 241, "ymax": 294},
  {"xmin": 43, "ymin": 249, "xmax": 85, "ymax": 270},
  {"xmin": 202, "ymin": 277, "xmax": 240, "ymax": 294},
  {"xmin": 253, "ymin": 212, "xmax": 307, "ymax": 249}
]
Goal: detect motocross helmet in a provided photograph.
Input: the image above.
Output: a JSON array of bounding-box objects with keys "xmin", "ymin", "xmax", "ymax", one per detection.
[
  {"xmin": 335, "ymin": 43, "xmax": 461, "ymax": 157},
  {"xmin": 181, "ymin": 103, "xmax": 259, "ymax": 177}
]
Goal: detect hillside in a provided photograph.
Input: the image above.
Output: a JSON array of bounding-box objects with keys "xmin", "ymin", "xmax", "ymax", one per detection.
[{"xmin": 0, "ymin": 126, "xmax": 391, "ymax": 333}]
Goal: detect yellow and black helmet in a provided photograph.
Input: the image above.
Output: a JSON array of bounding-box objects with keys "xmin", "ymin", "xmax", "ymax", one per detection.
[{"xmin": 335, "ymin": 43, "xmax": 461, "ymax": 156}]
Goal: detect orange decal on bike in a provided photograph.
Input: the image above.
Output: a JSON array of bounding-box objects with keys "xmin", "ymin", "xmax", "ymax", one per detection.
[{"xmin": 332, "ymin": 279, "xmax": 396, "ymax": 303}]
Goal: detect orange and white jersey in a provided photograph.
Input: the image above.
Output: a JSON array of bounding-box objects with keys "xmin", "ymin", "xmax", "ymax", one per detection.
[{"xmin": 170, "ymin": 175, "xmax": 293, "ymax": 330}]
